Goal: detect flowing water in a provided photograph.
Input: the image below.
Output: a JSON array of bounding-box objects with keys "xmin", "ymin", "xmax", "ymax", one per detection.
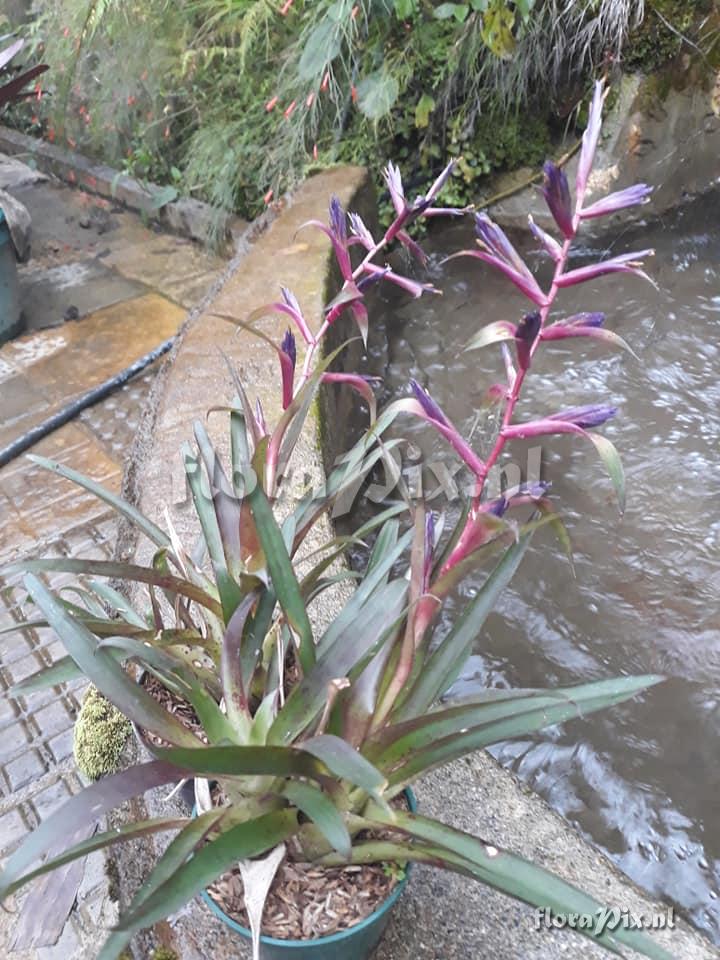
[{"xmin": 344, "ymin": 193, "xmax": 720, "ymax": 941}]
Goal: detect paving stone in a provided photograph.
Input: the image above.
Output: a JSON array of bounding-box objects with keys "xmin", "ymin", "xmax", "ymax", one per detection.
[
  {"xmin": 35, "ymin": 915, "xmax": 81, "ymax": 960},
  {"xmin": 5, "ymin": 748, "xmax": 47, "ymax": 790},
  {"xmin": 31, "ymin": 777, "xmax": 73, "ymax": 820},
  {"xmin": 0, "ymin": 807, "xmax": 28, "ymax": 853},
  {"xmin": 19, "ymin": 259, "xmax": 148, "ymax": 332},
  {"xmin": 48, "ymin": 728, "xmax": 74, "ymax": 763},
  {"xmin": 0, "ymin": 721, "xmax": 29, "ymax": 763},
  {"xmin": 33, "ymin": 700, "xmax": 74, "ymax": 738},
  {"xmin": 4, "ymin": 653, "xmax": 45, "ymax": 685}
]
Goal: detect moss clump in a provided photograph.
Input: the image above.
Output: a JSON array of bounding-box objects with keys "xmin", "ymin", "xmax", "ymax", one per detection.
[
  {"xmin": 626, "ymin": 1, "xmax": 712, "ymax": 72},
  {"xmin": 152, "ymin": 950, "xmax": 178, "ymax": 960},
  {"xmin": 73, "ymin": 686, "xmax": 130, "ymax": 780}
]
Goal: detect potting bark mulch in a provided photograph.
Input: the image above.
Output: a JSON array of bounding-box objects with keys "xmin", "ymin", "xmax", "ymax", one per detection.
[{"xmin": 207, "ymin": 858, "xmax": 400, "ymax": 940}]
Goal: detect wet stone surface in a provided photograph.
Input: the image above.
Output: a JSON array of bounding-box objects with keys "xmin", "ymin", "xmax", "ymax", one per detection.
[{"xmin": 0, "ymin": 157, "xmax": 227, "ymax": 956}]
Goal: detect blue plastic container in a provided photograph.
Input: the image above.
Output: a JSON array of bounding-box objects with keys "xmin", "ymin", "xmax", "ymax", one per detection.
[
  {"xmin": 0, "ymin": 208, "xmax": 22, "ymax": 345},
  {"xmin": 199, "ymin": 789, "xmax": 416, "ymax": 960}
]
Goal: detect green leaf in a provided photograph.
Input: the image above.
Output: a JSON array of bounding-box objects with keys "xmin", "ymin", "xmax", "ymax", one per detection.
[
  {"xmin": 98, "ymin": 809, "xmax": 227, "ymax": 960},
  {"xmin": 356, "ymin": 69, "xmax": 400, "ymax": 120},
  {"xmin": 283, "ymin": 781, "xmax": 350, "ymax": 857},
  {"xmin": 369, "ymin": 676, "xmax": 664, "ymax": 780},
  {"xmin": 1, "ymin": 559, "xmax": 222, "ymax": 616},
  {"xmin": 3, "ymin": 816, "xmax": 189, "ymax": 898},
  {"xmin": 396, "ymin": 535, "xmax": 532, "ymax": 719},
  {"xmin": 114, "ymin": 810, "xmax": 298, "ymax": 934},
  {"xmin": 183, "ymin": 440, "xmax": 244, "ymax": 622},
  {"xmin": 414, "ymin": 93, "xmax": 434, "ymax": 129},
  {"xmin": 434, "ymin": 3, "xmax": 469, "ymax": 21},
  {"xmin": 394, "ymin": 0, "xmax": 417, "ymax": 16},
  {"xmin": 0, "ymin": 760, "xmax": 181, "ymax": 897},
  {"xmin": 152, "ymin": 744, "xmax": 331, "ymax": 782},
  {"xmin": 270, "ymin": 579, "xmax": 408, "ymax": 745},
  {"xmin": 587, "ymin": 432, "xmax": 625, "ymax": 514},
  {"xmin": 22, "ymin": 576, "xmax": 200, "ymax": 747},
  {"xmin": 248, "ymin": 482, "xmax": 314, "ymax": 673},
  {"xmin": 481, "ymin": 0, "xmax": 516, "ymax": 58},
  {"xmin": 221, "ymin": 590, "xmax": 258, "ymax": 727},
  {"xmin": 298, "ymin": 19, "xmax": 341, "ymax": 80},
  {"xmin": 368, "ymin": 811, "xmax": 674, "ymax": 960},
  {"xmin": 301, "ymin": 734, "xmax": 387, "ymax": 794},
  {"xmin": 26, "ymin": 455, "xmax": 170, "ymax": 549}
]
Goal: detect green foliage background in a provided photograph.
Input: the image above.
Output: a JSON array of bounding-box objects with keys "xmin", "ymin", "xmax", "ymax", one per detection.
[{"xmin": 2, "ymin": 0, "xmax": 711, "ymax": 222}]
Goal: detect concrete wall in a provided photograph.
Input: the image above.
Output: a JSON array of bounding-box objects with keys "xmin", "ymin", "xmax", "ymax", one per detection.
[{"xmin": 113, "ymin": 165, "xmax": 718, "ymax": 960}]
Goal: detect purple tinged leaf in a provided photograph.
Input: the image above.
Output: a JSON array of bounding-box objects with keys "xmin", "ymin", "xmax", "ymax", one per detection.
[
  {"xmin": 423, "ymin": 159, "xmax": 455, "ymax": 205},
  {"xmin": 423, "ymin": 512, "xmax": 435, "ymax": 592},
  {"xmin": 397, "ymin": 229, "xmax": 427, "ymax": 266},
  {"xmin": 549, "ymin": 404, "xmax": 618, "ymax": 429},
  {"xmin": 248, "ymin": 287, "xmax": 314, "ymax": 345},
  {"xmin": 564, "ymin": 312, "xmax": 605, "ymax": 328},
  {"xmin": 541, "ymin": 162, "xmax": 574, "ymax": 239},
  {"xmin": 329, "ymin": 195, "xmax": 347, "ymax": 244},
  {"xmin": 348, "ymin": 211, "xmax": 375, "ymax": 249},
  {"xmin": 322, "ymin": 372, "xmax": 378, "ymax": 421},
  {"xmin": 541, "ymin": 323, "xmax": 638, "ymax": 360},
  {"xmin": 449, "ymin": 248, "xmax": 549, "ymax": 307},
  {"xmin": 362, "ymin": 262, "xmax": 438, "ymax": 298},
  {"xmin": 576, "ymin": 81, "xmax": 607, "ymax": 203},
  {"xmin": 422, "ymin": 206, "xmax": 469, "ymax": 218},
  {"xmin": 410, "ymin": 379, "xmax": 451, "ymax": 427},
  {"xmin": 514, "ymin": 311, "xmax": 541, "ymax": 370},
  {"xmin": 474, "ymin": 213, "xmax": 533, "ymax": 280},
  {"xmin": 279, "ymin": 329, "xmax": 296, "ymax": 410},
  {"xmin": 528, "ymin": 215, "xmax": 562, "ymax": 261},
  {"xmin": 403, "ymin": 383, "xmax": 486, "ymax": 477},
  {"xmin": 580, "ymin": 183, "xmax": 653, "ymax": 220},
  {"xmin": 384, "ymin": 161, "xmax": 406, "ymax": 216},
  {"xmin": 556, "ymin": 250, "xmax": 655, "ymax": 289}
]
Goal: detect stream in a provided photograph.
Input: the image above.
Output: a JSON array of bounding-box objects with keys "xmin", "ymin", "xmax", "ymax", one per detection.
[{"xmin": 343, "ymin": 191, "xmax": 720, "ymax": 941}]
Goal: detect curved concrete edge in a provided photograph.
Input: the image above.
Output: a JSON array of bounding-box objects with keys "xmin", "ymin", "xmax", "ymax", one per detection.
[{"xmin": 110, "ymin": 164, "xmax": 718, "ymax": 960}]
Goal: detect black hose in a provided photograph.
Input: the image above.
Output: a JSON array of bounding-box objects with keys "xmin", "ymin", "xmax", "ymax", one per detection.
[{"xmin": 0, "ymin": 334, "xmax": 176, "ymax": 469}]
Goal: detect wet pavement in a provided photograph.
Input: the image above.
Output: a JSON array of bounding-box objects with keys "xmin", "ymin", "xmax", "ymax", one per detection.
[{"xmin": 0, "ymin": 157, "xmax": 226, "ymax": 955}]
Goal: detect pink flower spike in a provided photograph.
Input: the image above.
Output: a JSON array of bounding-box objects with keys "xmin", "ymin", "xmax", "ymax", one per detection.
[
  {"xmin": 576, "ymin": 81, "xmax": 608, "ymax": 204},
  {"xmin": 556, "ymin": 249, "xmax": 655, "ymax": 289},
  {"xmin": 265, "ymin": 96, "xmax": 279, "ymax": 112},
  {"xmin": 580, "ymin": 183, "xmax": 653, "ymax": 220},
  {"xmin": 284, "ymin": 100, "xmax": 297, "ymax": 120}
]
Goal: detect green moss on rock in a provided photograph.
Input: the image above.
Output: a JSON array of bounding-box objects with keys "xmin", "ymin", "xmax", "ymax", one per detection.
[
  {"xmin": 152, "ymin": 950, "xmax": 178, "ymax": 960},
  {"xmin": 73, "ymin": 686, "xmax": 131, "ymax": 780}
]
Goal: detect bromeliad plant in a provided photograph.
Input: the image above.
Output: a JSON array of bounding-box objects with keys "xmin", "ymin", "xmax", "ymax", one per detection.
[{"xmin": 0, "ymin": 82, "xmax": 673, "ymax": 960}]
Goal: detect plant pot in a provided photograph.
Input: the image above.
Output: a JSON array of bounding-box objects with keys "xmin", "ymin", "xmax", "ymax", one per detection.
[
  {"xmin": 0, "ymin": 208, "xmax": 22, "ymax": 345},
  {"xmin": 198, "ymin": 788, "xmax": 417, "ymax": 960}
]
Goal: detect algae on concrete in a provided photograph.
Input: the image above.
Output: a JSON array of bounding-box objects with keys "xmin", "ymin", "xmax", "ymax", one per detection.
[{"xmin": 73, "ymin": 685, "xmax": 131, "ymax": 780}]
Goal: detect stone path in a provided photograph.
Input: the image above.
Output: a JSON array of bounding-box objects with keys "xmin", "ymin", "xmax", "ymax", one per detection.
[{"xmin": 0, "ymin": 162, "xmax": 227, "ymax": 956}]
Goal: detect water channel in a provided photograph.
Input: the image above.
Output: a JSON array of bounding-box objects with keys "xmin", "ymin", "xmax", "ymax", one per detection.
[{"xmin": 344, "ymin": 191, "xmax": 720, "ymax": 941}]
